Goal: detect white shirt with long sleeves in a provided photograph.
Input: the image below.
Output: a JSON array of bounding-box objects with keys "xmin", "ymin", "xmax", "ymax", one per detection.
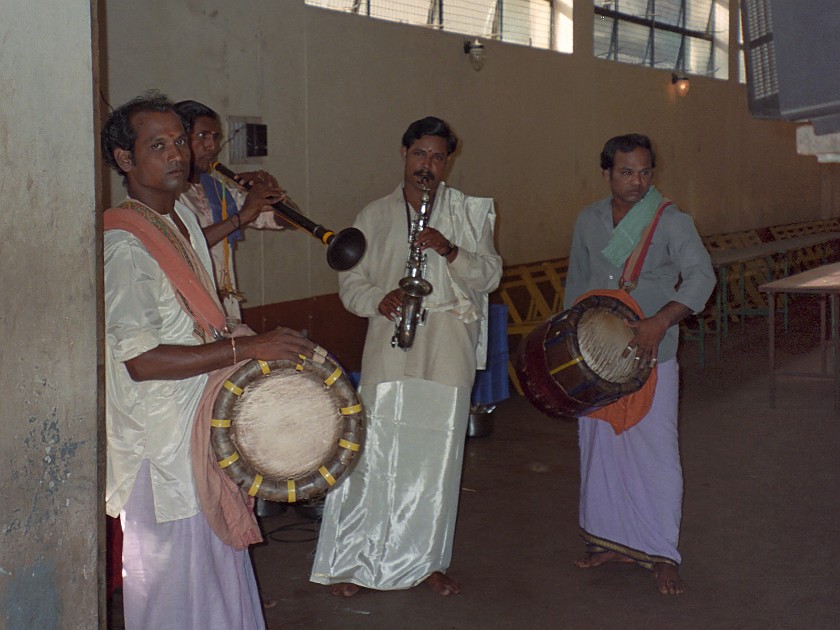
[
  {"xmin": 104, "ymin": 200, "xmax": 214, "ymax": 521},
  {"xmin": 338, "ymin": 182, "xmax": 502, "ymax": 388}
]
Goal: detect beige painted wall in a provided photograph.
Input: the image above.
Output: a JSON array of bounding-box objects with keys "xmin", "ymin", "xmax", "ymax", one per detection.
[
  {"xmin": 0, "ymin": 1, "xmax": 102, "ymax": 627},
  {"xmin": 104, "ymin": 0, "xmax": 840, "ymax": 307}
]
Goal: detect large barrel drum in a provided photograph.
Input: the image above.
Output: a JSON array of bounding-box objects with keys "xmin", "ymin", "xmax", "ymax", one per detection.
[{"xmin": 515, "ymin": 294, "xmax": 652, "ymax": 418}]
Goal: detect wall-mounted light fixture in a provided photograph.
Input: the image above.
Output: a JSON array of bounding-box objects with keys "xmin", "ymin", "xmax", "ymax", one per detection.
[
  {"xmin": 671, "ymin": 73, "xmax": 690, "ymax": 97},
  {"xmin": 464, "ymin": 39, "xmax": 486, "ymax": 72}
]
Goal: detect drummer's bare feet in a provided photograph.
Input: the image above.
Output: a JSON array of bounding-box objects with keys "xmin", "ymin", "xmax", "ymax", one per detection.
[
  {"xmin": 329, "ymin": 583, "xmax": 361, "ymax": 598},
  {"xmin": 574, "ymin": 550, "xmax": 635, "ymax": 569},
  {"xmin": 425, "ymin": 572, "xmax": 460, "ymax": 596},
  {"xmin": 654, "ymin": 563, "xmax": 685, "ymax": 595}
]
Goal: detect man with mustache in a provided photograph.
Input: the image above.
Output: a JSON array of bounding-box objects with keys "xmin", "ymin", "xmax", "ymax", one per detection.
[
  {"xmin": 102, "ymin": 93, "xmax": 318, "ymax": 628},
  {"xmin": 174, "ymin": 100, "xmax": 294, "ymax": 322},
  {"xmin": 563, "ymin": 134, "xmax": 714, "ymax": 595},
  {"xmin": 311, "ymin": 116, "xmax": 502, "ymax": 597}
]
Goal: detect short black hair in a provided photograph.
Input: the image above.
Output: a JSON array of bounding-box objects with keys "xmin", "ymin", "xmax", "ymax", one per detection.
[
  {"xmin": 101, "ymin": 91, "xmax": 178, "ymax": 182},
  {"xmin": 174, "ymin": 100, "xmax": 219, "ymax": 133},
  {"xmin": 401, "ymin": 116, "xmax": 458, "ymax": 155},
  {"xmin": 600, "ymin": 134, "xmax": 656, "ymax": 171}
]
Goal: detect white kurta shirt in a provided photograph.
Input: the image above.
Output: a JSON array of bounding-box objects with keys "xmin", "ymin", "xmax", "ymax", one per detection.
[
  {"xmin": 312, "ymin": 183, "xmax": 502, "ymax": 589},
  {"xmin": 338, "ymin": 183, "xmax": 502, "ymax": 388},
  {"xmin": 104, "ymin": 200, "xmax": 215, "ymax": 522}
]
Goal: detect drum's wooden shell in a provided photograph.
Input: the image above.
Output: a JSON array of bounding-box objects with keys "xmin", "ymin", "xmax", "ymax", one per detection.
[
  {"xmin": 515, "ymin": 294, "xmax": 652, "ymax": 418},
  {"xmin": 211, "ymin": 356, "xmax": 364, "ymax": 503}
]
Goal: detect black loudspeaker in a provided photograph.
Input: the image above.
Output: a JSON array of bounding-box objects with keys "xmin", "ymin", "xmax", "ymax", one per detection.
[{"xmin": 741, "ymin": 0, "xmax": 840, "ymax": 134}]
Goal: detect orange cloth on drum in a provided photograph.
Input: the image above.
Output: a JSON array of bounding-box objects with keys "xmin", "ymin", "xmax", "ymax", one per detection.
[{"xmin": 573, "ymin": 289, "xmax": 657, "ymax": 435}]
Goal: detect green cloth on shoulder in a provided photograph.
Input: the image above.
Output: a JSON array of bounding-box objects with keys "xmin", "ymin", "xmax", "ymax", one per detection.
[{"xmin": 601, "ymin": 185, "xmax": 664, "ymax": 267}]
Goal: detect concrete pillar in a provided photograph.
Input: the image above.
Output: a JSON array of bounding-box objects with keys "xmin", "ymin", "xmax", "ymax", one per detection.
[{"xmin": 0, "ymin": 1, "xmax": 103, "ymax": 628}]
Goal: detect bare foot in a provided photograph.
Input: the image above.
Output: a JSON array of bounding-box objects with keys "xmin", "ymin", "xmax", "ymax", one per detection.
[
  {"xmin": 574, "ymin": 550, "xmax": 635, "ymax": 569},
  {"xmin": 653, "ymin": 563, "xmax": 685, "ymax": 595},
  {"xmin": 424, "ymin": 571, "xmax": 461, "ymax": 596},
  {"xmin": 329, "ymin": 583, "xmax": 361, "ymax": 598}
]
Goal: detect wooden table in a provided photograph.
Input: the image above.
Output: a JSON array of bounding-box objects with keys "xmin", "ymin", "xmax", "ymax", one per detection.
[
  {"xmin": 759, "ymin": 262, "xmax": 840, "ymax": 412},
  {"xmin": 709, "ymin": 232, "xmax": 840, "ymax": 335}
]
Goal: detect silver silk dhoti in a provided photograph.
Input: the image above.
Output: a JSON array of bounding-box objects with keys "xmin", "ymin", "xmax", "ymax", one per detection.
[{"xmin": 311, "ymin": 378, "xmax": 470, "ymax": 589}]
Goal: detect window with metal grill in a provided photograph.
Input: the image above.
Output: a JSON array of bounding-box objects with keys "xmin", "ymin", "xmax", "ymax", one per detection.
[
  {"xmin": 305, "ymin": 0, "xmax": 571, "ymax": 52},
  {"xmin": 593, "ymin": 0, "xmax": 730, "ymax": 79}
]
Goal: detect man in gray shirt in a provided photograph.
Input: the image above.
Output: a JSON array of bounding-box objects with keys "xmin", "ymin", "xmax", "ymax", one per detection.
[{"xmin": 563, "ymin": 134, "xmax": 715, "ymax": 595}]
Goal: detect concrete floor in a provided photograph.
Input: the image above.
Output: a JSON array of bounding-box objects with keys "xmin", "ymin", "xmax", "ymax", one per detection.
[{"xmin": 110, "ymin": 296, "xmax": 840, "ymax": 629}]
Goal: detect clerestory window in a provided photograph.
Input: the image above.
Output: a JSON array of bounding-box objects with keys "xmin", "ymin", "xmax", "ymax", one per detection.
[
  {"xmin": 593, "ymin": 0, "xmax": 730, "ymax": 79},
  {"xmin": 305, "ymin": 0, "xmax": 573, "ymax": 52},
  {"xmin": 304, "ymin": 0, "xmax": 734, "ymax": 77}
]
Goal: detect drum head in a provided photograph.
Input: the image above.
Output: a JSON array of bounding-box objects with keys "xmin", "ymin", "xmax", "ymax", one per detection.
[
  {"xmin": 231, "ymin": 371, "xmax": 343, "ymax": 479},
  {"xmin": 578, "ymin": 306, "xmax": 638, "ymax": 384},
  {"xmin": 211, "ymin": 356, "xmax": 364, "ymax": 503}
]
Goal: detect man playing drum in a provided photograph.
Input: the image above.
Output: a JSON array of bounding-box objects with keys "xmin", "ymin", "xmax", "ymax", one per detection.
[
  {"xmin": 310, "ymin": 116, "xmax": 502, "ymax": 597},
  {"xmin": 563, "ymin": 134, "xmax": 715, "ymax": 595},
  {"xmin": 102, "ymin": 92, "xmax": 319, "ymax": 629}
]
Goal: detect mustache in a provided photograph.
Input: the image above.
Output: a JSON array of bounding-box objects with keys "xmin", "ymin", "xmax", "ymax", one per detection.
[{"xmin": 413, "ymin": 169, "xmax": 434, "ymax": 183}]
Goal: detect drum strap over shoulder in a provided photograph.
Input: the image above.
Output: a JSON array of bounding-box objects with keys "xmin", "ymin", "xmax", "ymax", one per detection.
[{"xmin": 619, "ymin": 200, "xmax": 672, "ymax": 291}]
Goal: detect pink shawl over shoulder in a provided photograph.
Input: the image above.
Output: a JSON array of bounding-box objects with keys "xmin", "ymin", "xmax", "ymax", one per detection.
[{"xmin": 105, "ymin": 205, "xmax": 262, "ymax": 549}]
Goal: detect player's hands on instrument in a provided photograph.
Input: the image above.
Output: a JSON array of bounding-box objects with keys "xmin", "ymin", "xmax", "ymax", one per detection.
[
  {"xmin": 242, "ymin": 327, "xmax": 318, "ymax": 363},
  {"xmin": 378, "ymin": 288, "xmax": 405, "ymax": 321},
  {"xmin": 235, "ymin": 170, "xmax": 280, "ymax": 189},
  {"xmin": 239, "ymin": 178, "xmax": 287, "ymax": 224},
  {"xmin": 624, "ymin": 316, "xmax": 668, "ymax": 367},
  {"xmin": 414, "ymin": 227, "xmax": 453, "ymax": 257},
  {"xmin": 272, "ymin": 195, "xmax": 302, "ymax": 231}
]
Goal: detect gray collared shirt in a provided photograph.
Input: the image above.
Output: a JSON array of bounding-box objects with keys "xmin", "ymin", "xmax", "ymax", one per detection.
[{"xmin": 564, "ymin": 196, "xmax": 715, "ymax": 362}]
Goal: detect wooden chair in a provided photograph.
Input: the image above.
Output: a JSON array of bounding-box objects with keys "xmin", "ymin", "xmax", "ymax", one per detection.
[
  {"xmin": 770, "ymin": 220, "xmax": 833, "ymax": 272},
  {"xmin": 704, "ymin": 229, "xmax": 773, "ymax": 325},
  {"xmin": 494, "ymin": 258, "xmax": 568, "ymax": 393},
  {"xmin": 680, "ymin": 298, "xmax": 720, "ymax": 367}
]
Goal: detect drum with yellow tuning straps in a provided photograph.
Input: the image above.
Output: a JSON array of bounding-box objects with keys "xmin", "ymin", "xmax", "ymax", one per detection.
[{"xmin": 211, "ymin": 353, "xmax": 364, "ymax": 503}]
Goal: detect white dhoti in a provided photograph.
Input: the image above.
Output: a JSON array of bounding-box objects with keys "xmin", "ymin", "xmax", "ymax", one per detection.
[
  {"xmin": 121, "ymin": 460, "xmax": 265, "ymax": 630},
  {"xmin": 311, "ymin": 378, "xmax": 470, "ymax": 590}
]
